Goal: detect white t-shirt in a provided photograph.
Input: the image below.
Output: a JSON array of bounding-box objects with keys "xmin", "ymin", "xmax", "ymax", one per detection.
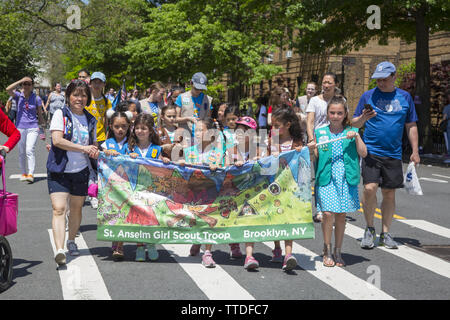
[
  {"xmin": 305, "ymin": 96, "xmax": 329, "ymax": 129},
  {"xmin": 50, "ymin": 109, "xmax": 96, "ymax": 173}
]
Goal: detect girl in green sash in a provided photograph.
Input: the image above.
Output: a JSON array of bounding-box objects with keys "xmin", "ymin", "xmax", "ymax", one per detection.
[{"xmin": 308, "ymin": 96, "xmax": 367, "ymax": 267}]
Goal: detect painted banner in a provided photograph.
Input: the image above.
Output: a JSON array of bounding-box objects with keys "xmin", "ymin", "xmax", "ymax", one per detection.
[{"xmin": 96, "ymin": 147, "xmax": 314, "ymax": 244}]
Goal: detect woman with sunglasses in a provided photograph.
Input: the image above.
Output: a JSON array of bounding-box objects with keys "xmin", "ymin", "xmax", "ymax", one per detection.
[{"xmin": 6, "ymin": 76, "xmax": 46, "ymax": 183}]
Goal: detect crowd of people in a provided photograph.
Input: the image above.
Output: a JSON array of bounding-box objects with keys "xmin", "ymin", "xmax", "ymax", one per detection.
[{"xmin": 2, "ymin": 61, "xmax": 432, "ymax": 273}]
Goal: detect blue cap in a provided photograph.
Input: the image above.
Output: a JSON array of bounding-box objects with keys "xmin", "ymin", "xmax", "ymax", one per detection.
[
  {"xmin": 371, "ymin": 62, "xmax": 396, "ymax": 79},
  {"xmin": 91, "ymin": 71, "xmax": 106, "ymax": 83},
  {"xmin": 191, "ymin": 72, "xmax": 207, "ymax": 90}
]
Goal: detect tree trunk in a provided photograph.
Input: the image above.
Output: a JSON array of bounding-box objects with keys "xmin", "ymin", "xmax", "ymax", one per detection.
[{"xmin": 415, "ymin": 4, "xmax": 432, "ymax": 153}]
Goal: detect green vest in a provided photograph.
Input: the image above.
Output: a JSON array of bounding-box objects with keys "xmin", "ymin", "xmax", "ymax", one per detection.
[{"xmin": 315, "ymin": 125, "xmax": 360, "ymax": 186}]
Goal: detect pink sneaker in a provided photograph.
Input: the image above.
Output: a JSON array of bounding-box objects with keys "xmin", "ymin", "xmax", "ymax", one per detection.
[
  {"xmin": 271, "ymin": 247, "xmax": 283, "ymax": 263},
  {"xmin": 202, "ymin": 250, "xmax": 216, "ymax": 268},
  {"xmin": 190, "ymin": 244, "xmax": 201, "ymax": 256},
  {"xmin": 282, "ymin": 254, "xmax": 297, "ymax": 271},
  {"xmin": 229, "ymin": 243, "xmax": 243, "ymax": 260},
  {"xmin": 244, "ymin": 256, "xmax": 259, "ymax": 270}
]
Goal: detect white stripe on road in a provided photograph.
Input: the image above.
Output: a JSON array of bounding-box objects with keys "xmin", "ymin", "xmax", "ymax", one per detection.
[
  {"xmin": 398, "ymin": 220, "xmax": 450, "ymax": 239},
  {"xmin": 261, "ymin": 242, "xmax": 394, "ymax": 300},
  {"xmin": 418, "ymin": 177, "xmax": 448, "ymax": 183},
  {"xmin": 345, "ymin": 224, "xmax": 450, "ymax": 279},
  {"xmin": 432, "ymin": 174, "xmax": 450, "ymax": 179},
  {"xmin": 161, "ymin": 244, "xmax": 255, "ymax": 300},
  {"xmin": 9, "ymin": 173, "xmax": 47, "ymax": 179},
  {"xmin": 48, "ymin": 229, "xmax": 111, "ymax": 300}
]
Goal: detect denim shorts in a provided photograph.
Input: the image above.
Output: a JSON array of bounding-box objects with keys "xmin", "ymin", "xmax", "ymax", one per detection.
[{"xmin": 47, "ymin": 167, "xmax": 90, "ymax": 196}]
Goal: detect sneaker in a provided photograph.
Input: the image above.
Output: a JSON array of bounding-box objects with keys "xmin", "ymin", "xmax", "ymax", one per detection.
[
  {"xmin": 229, "ymin": 243, "xmax": 243, "ymax": 260},
  {"xmin": 361, "ymin": 227, "xmax": 376, "ymax": 249},
  {"xmin": 244, "ymin": 256, "xmax": 259, "ymax": 270},
  {"xmin": 67, "ymin": 241, "xmax": 80, "ymax": 256},
  {"xmin": 270, "ymin": 247, "xmax": 283, "ymax": 263},
  {"xmin": 90, "ymin": 197, "xmax": 98, "ymax": 209},
  {"xmin": 20, "ymin": 174, "xmax": 27, "ymax": 181},
  {"xmin": 379, "ymin": 232, "xmax": 398, "ymax": 249},
  {"xmin": 202, "ymin": 250, "xmax": 216, "ymax": 268},
  {"xmin": 146, "ymin": 244, "xmax": 159, "ymax": 261},
  {"xmin": 190, "ymin": 244, "xmax": 201, "ymax": 256},
  {"xmin": 26, "ymin": 174, "xmax": 34, "ymax": 183},
  {"xmin": 282, "ymin": 254, "xmax": 297, "ymax": 271},
  {"xmin": 55, "ymin": 249, "xmax": 66, "ymax": 266},
  {"xmin": 135, "ymin": 245, "xmax": 146, "ymax": 262}
]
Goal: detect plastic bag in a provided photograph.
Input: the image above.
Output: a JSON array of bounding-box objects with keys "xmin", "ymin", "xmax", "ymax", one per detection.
[{"xmin": 403, "ymin": 162, "xmax": 423, "ymax": 195}]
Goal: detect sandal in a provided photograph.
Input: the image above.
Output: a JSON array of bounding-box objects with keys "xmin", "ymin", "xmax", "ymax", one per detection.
[
  {"xmin": 313, "ymin": 212, "xmax": 323, "ymax": 223},
  {"xmin": 323, "ymin": 244, "xmax": 335, "ymax": 267},
  {"xmin": 333, "ymin": 248, "xmax": 346, "ymax": 267}
]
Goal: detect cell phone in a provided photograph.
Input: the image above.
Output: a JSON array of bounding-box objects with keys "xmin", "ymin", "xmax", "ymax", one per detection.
[{"xmin": 364, "ymin": 104, "xmax": 373, "ymax": 112}]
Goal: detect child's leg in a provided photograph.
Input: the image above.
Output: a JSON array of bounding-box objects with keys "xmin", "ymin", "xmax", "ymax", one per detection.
[
  {"xmin": 322, "ymin": 211, "xmax": 335, "ymax": 267},
  {"xmin": 284, "ymin": 240, "xmax": 293, "ymax": 256},
  {"xmin": 229, "ymin": 243, "xmax": 243, "ymax": 259},
  {"xmin": 202, "ymin": 244, "xmax": 216, "ymax": 268},
  {"xmin": 322, "ymin": 211, "xmax": 334, "ymax": 245},
  {"xmin": 334, "ymin": 213, "xmax": 346, "ymax": 249},
  {"xmin": 333, "ymin": 212, "xmax": 347, "ymax": 267},
  {"xmin": 271, "ymin": 241, "xmax": 283, "ymax": 262},
  {"xmin": 244, "ymin": 243, "xmax": 259, "ymax": 270},
  {"xmin": 245, "ymin": 243, "xmax": 254, "ymax": 257},
  {"xmin": 282, "ymin": 240, "xmax": 297, "ymax": 271}
]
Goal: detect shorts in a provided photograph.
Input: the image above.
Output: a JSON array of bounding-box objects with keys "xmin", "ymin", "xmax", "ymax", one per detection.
[
  {"xmin": 361, "ymin": 153, "xmax": 404, "ymax": 189},
  {"xmin": 48, "ymin": 167, "xmax": 90, "ymax": 196}
]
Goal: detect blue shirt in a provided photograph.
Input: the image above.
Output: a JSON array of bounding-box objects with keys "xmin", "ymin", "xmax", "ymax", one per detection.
[{"xmin": 354, "ymin": 87, "xmax": 418, "ymax": 159}]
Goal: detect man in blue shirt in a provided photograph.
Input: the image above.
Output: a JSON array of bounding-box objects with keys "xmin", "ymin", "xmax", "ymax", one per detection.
[{"xmin": 352, "ymin": 61, "xmax": 420, "ymax": 250}]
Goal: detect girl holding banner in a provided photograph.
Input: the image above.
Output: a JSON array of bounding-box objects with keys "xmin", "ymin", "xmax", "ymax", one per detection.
[
  {"xmin": 267, "ymin": 105, "xmax": 304, "ymax": 272},
  {"xmin": 102, "ymin": 109, "xmax": 133, "ymax": 261},
  {"xmin": 308, "ymin": 95, "xmax": 367, "ymax": 267}
]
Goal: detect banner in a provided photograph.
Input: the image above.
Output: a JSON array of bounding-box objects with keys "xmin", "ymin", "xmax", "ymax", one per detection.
[{"xmin": 96, "ymin": 148, "xmax": 314, "ymax": 244}]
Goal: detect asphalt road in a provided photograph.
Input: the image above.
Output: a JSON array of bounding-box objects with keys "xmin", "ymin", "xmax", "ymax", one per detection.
[{"xmin": 1, "ymin": 138, "xmax": 450, "ymax": 301}]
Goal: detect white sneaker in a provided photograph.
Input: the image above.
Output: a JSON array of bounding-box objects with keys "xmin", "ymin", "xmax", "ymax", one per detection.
[
  {"xmin": 55, "ymin": 249, "xmax": 66, "ymax": 266},
  {"xmin": 90, "ymin": 197, "xmax": 98, "ymax": 209}
]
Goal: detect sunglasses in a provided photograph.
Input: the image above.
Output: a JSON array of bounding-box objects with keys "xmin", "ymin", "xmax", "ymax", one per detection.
[{"xmin": 23, "ymin": 82, "xmax": 32, "ymax": 86}]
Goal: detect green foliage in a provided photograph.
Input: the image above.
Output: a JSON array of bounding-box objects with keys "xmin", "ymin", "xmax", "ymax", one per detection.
[{"xmin": 0, "ymin": 4, "xmax": 37, "ymax": 92}]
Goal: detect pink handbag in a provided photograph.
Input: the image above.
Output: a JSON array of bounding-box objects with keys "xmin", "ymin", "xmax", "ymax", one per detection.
[{"xmin": 0, "ymin": 157, "xmax": 18, "ymax": 236}]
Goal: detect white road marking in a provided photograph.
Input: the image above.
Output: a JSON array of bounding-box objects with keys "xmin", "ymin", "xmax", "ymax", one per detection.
[
  {"xmin": 161, "ymin": 244, "xmax": 255, "ymax": 300},
  {"xmin": 48, "ymin": 229, "xmax": 111, "ymax": 300},
  {"xmin": 10, "ymin": 173, "xmax": 47, "ymax": 179},
  {"xmin": 345, "ymin": 224, "xmax": 450, "ymax": 279},
  {"xmin": 432, "ymin": 174, "xmax": 450, "ymax": 179},
  {"xmin": 399, "ymin": 219, "xmax": 450, "ymax": 239},
  {"xmin": 418, "ymin": 177, "xmax": 448, "ymax": 183},
  {"xmin": 261, "ymin": 242, "xmax": 395, "ymax": 300}
]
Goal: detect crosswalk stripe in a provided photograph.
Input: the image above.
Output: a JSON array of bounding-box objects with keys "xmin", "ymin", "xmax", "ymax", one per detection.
[
  {"xmin": 398, "ymin": 219, "xmax": 450, "ymax": 239},
  {"xmin": 48, "ymin": 230, "xmax": 111, "ymax": 300},
  {"xmin": 9, "ymin": 173, "xmax": 47, "ymax": 179},
  {"xmin": 261, "ymin": 242, "xmax": 395, "ymax": 300},
  {"xmin": 432, "ymin": 174, "xmax": 450, "ymax": 179},
  {"xmin": 344, "ymin": 224, "xmax": 450, "ymax": 279},
  {"xmin": 161, "ymin": 244, "xmax": 255, "ymax": 300}
]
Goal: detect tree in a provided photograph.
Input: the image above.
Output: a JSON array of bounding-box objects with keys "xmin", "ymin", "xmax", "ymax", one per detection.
[
  {"xmin": 0, "ymin": 3, "xmax": 37, "ymax": 102},
  {"xmin": 125, "ymin": 0, "xmax": 284, "ymax": 104},
  {"xmin": 287, "ymin": 0, "xmax": 450, "ymax": 153}
]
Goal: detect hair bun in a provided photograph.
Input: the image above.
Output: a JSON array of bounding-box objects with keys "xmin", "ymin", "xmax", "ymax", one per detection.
[
  {"xmin": 106, "ymin": 109, "xmax": 115, "ymax": 119},
  {"xmin": 124, "ymin": 111, "xmax": 133, "ymax": 120}
]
